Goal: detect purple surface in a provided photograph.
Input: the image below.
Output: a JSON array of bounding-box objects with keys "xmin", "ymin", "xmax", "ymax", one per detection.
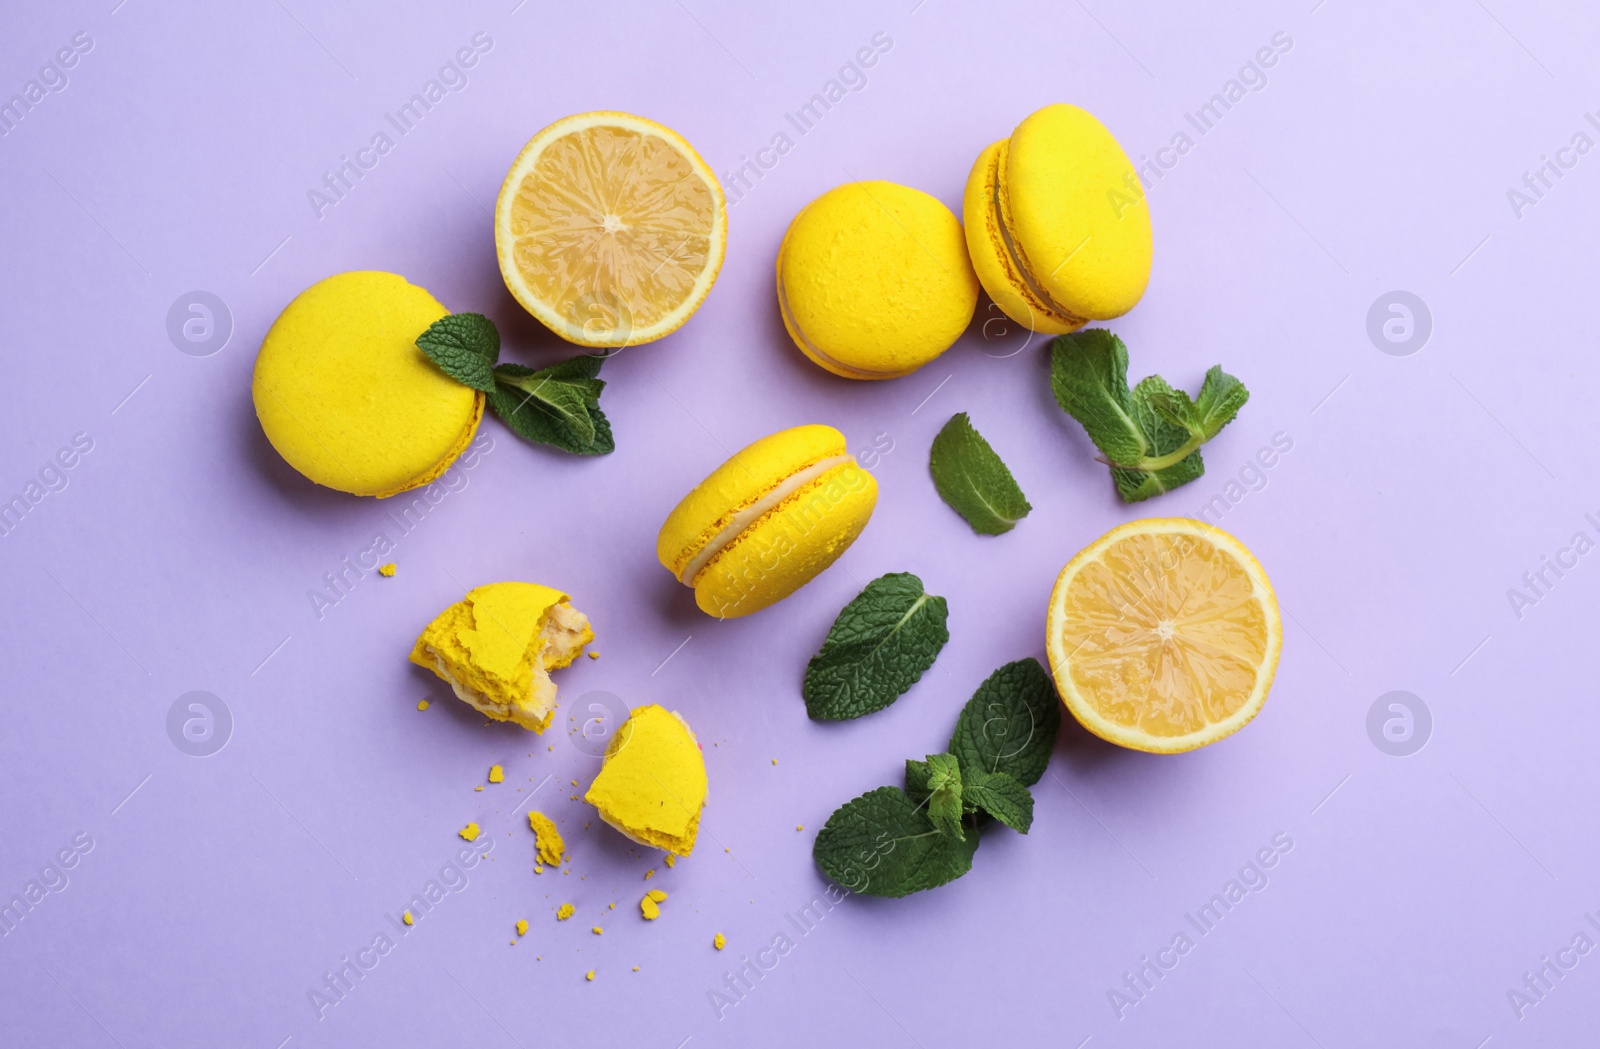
[{"xmin": 3, "ymin": 0, "xmax": 1598, "ymax": 1045}]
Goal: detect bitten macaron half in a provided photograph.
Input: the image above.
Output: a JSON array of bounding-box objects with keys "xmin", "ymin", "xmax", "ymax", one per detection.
[
  {"xmin": 253, "ymin": 271, "xmax": 483, "ymax": 497},
  {"xmin": 777, "ymin": 181, "xmax": 979, "ymax": 379},
  {"xmin": 964, "ymin": 104, "xmax": 1152, "ymax": 334},
  {"xmin": 410, "ymin": 582, "xmax": 592, "ymax": 732},
  {"xmin": 657, "ymin": 425, "xmax": 877, "ymax": 618}
]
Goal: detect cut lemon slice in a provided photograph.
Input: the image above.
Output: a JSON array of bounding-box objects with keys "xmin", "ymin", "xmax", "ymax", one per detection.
[
  {"xmin": 1046, "ymin": 518, "xmax": 1281, "ymax": 753},
  {"xmin": 495, "ymin": 111, "xmax": 727, "ymax": 347}
]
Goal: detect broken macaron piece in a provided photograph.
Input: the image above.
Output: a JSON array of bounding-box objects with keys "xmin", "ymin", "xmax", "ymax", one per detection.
[
  {"xmin": 656, "ymin": 424, "xmax": 877, "ymax": 619},
  {"xmin": 585, "ymin": 705, "xmax": 706, "ymax": 856},
  {"xmin": 410, "ymin": 582, "xmax": 592, "ymax": 732}
]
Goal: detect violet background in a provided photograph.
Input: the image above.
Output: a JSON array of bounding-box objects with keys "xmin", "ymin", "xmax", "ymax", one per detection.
[{"xmin": 3, "ymin": 0, "xmax": 1598, "ymax": 1045}]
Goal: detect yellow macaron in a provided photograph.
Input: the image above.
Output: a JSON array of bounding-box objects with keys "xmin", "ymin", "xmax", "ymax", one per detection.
[
  {"xmin": 656, "ymin": 424, "xmax": 877, "ymax": 618},
  {"xmin": 410, "ymin": 581, "xmax": 593, "ymax": 732},
  {"xmin": 963, "ymin": 104, "xmax": 1152, "ymax": 334},
  {"xmin": 253, "ymin": 271, "xmax": 484, "ymax": 497},
  {"xmin": 585, "ymin": 704, "xmax": 707, "ymax": 856},
  {"xmin": 777, "ymin": 181, "xmax": 979, "ymax": 379}
]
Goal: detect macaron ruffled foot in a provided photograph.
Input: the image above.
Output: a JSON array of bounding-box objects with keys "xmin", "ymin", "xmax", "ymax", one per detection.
[{"xmin": 410, "ymin": 582, "xmax": 591, "ymax": 732}]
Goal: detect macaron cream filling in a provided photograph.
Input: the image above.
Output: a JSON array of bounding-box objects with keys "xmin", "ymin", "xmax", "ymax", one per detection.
[
  {"xmin": 677, "ymin": 454, "xmax": 855, "ymax": 585},
  {"xmin": 774, "ymin": 263, "xmax": 909, "ymax": 380},
  {"xmin": 988, "ymin": 149, "xmax": 1087, "ymax": 330}
]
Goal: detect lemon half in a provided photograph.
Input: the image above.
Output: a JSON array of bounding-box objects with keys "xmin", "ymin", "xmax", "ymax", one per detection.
[
  {"xmin": 494, "ymin": 111, "xmax": 727, "ymax": 347},
  {"xmin": 1046, "ymin": 518, "xmax": 1282, "ymax": 754}
]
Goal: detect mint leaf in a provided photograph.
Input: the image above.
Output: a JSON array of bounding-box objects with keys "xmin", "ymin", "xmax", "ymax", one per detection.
[
  {"xmin": 929, "ymin": 413, "xmax": 1032, "ymax": 536},
  {"xmin": 812, "ymin": 786, "xmax": 978, "ymax": 897},
  {"xmin": 962, "ymin": 769, "xmax": 1034, "ymax": 833},
  {"xmin": 1048, "ymin": 328, "xmax": 1146, "ymax": 466},
  {"xmin": 416, "ymin": 313, "xmax": 500, "ymax": 391},
  {"xmin": 949, "ymin": 658, "xmax": 1060, "ymax": 788},
  {"xmin": 803, "ymin": 573, "xmax": 949, "ymax": 721},
  {"xmin": 1194, "ymin": 365, "xmax": 1249, "ymax": 440},
  {"xmin": 922, "ymin": 753, "xmax": 965, "ymax": 840},
  {"xmin": 1049, "ymin": 329, "xmax": 1247, "ymax": 503},
  {"xmin": 487, "ymin": 355, "xmax": 613, "ymax": 456}
]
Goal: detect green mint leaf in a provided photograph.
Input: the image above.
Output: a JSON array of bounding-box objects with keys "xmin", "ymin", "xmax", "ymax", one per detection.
[
  {"xmin": 949, "ymin": 658, "xmax": 1060, "ymax": 788},
  {"xmin": 1049, "ymin": 329, "xmax": 1247, "ymax": 503},
  {"xmin": 1194, "ymin": 366, "xmax": 1250, "ymax": 441},
  {"xmin": 928, "ymin": 413, "xmax": 1032, "ymax": 536},
  {"xmin": 812, "ymin": 786, "xmax": 978, "ymax": 898},
  {"xmin": 487, "ymin": 355, "xmax": 613, "ymax": 456},
  {"xmin": 415, "ymin": 313, "xmax": 500, "ymax": 391},
  {"xmin": 803, "ymin": 573, "xmax": 950, "ymax": 721},
  {"xmin": 922, "ymin": 753, "xmax": 965, "ymax": 840},
  {"xmin": 1048, "ymin": 329, "xmax": 1146, "ymax": 466},
  {"xmin": 962, "ymin": 769, "xmax": 1034, "ymax": 833}
]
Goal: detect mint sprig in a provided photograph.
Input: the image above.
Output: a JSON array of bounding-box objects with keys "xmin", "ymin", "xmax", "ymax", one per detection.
[
  {"xmin": 1049, "ymin": 329, "xmax": 1247, "ymax": 502},
  {"xmin": 414, "ymin": 312, "xmax": 613, "ymax": 456},
  {"xmin": 928, "ymin": 412, "xmax": 1032, "ymax": 535},
  {"xmin": 812, "ymin": 657, "xmax": 1060, "ymax": 898},
  {"xmin": 802, "ymin": 573, "xmax": 949, "ymax": 721}
]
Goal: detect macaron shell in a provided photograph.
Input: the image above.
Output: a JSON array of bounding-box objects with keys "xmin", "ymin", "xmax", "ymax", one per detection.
[
  {"xmin": 1005, "ymin": 104, "xmax": 1152, "ymax": 320},
  {"xmin": 692, "ymin": 460, "xmax": 878, "ymax": 619},
  {"xmin": 776, "ymin": 181, "xmax": 978, "ymax": 379},
  {"xmin": 962, "ymin": 141, "xmax": 1086, "ymax": 336},
  {"xmin": 253, "ymin": 271, "xmax": 484, "ymax": 497},
  {"xmin": 656, "ymin": 424, "xmax": 849, "ymax": 578}
]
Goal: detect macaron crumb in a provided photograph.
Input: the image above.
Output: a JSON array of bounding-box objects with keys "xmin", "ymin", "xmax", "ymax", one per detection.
[
  {"xmin": 516, "ymin": 920, "xmax": 528, "ymax": 937},
  {"xmin": 474, "ymin": 785, "xmax": 483, "ymax": 792},
  {"xmin": 585, "ymin": 970, "xmax": 595, "ymax": 982},
  {"xmin": 379, "ymin": 563, "xmax": 397, "ymax": 577},
  {"xmin": 714, "ymin": 933, "xmax": 726, "ymax": 951},
  {"xmin": 592, "ymin": 926, "xmax": 603, "ymax": 935},
  {"xmin": 488, "ymin": 764, "xmax": 505, "ymax": 783},
  {"xmin": 644, "ymin": 869, "xmax": 655, "ymax": 880},
  {"xmin": 535, "ymin": 865, "xmax": 544, "ymax": 874},
  {"xmin": 795, "ymin": 825, "xmax": 804, "ymax": 832},
  {"xmin": 417, "ymin": 699, "xmax": 430, "ymax": 711},
  {"xmin": 664, "ymin": 854, "xmax": 676, "ymax": 868},
  {"xmin": 588, "ymin": 651, "xmax": 600, "ymax": 659},
  {"xmin": 556, "ymin": 904, "xmax": 575, "ymax": 921},
  {"xmin": 608, "ymin": 902, "xmax": 616, "ymax": 910},
  {"xmin": 528, "ymin": 811, "xmax": 565, "ymax": 865},
  {"xmin": 459, "ymin": 823, "xmax": 480, "ymax": 842},
  {"xmin": 402, "ymin": 911, "xmax": 414, "ymax": 926},
  {"xmin": 771, "ymin": 759, "xmax": 778, "ymax": 766},
  {"xmin": 633, "ymin": 966, "xmax": 640, "ymax": 972}
]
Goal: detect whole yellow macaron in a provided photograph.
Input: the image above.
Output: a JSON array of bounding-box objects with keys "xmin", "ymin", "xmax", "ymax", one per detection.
[
  {"xmin": 657, "ymin": 424, "xmax": 877, "ymax": 618},
  {"xmin": 964, "ymin": 104, "xmax": 1152, "ymax": 334},
  {"xmin": 777, "ymin": 181, "xmax": 979, "ymax": 379},
  {"xmin": 253, "ymin": 272, "xmax": 483, "ymax": 497}
]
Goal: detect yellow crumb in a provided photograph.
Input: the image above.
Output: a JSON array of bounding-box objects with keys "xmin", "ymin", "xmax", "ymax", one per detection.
[
  {"xmin": 378, "ymin": 563, "xmax": 396, "ymax": 577},
  {"xmin": 608, "ymin": 902, "xmax": 616, "ymax": 910},
  {"xmin": 796, "ymin": 825, "xmax": 803, "ymax": 831},
  {"xmin": 640, "ymin": 899, "xmax": 660, "ymax": 921},
  {"xmin": 556, "ymin": 904, "xmax": 575, "ymax": 921},
  {"xmin": 528, "ymin": 811, "xmax": 565, "ymax": 865},
  {"xmin": 632, "ymin": 966, "xmax": 639, "ymax": 971},
  {"xmin": 489, "ymin": 764, "xmax": 505, "ymax": 783},
  {"xmin": 588, "ymin": 650, "xmax": 600, "ymax": 659},
  {"xmin": 646, "ymin": 889, "xmax": 667, "ymax": 903},
  {"xmin": 714, "ymin": 932, "xmax": 726, "ymax": 951},
  {"xmin": 516, "ymin": 919, "xmax": 528, "ymax": 936},
  {"xmin": 402, "ymin": 911, "xmax": 414, "ymax": 926},
  {"xmin": 417, "ymin": 699, "xmax": 430, "ymax": 711},
  {"xmin": 585, "ymin": 970, "xmax": 595, "ymax": 981},
  {"xmin": 644, "ymin": 869, "xmax": 655, "ymax": 880},
  {"xmin": 771, "ymin": 758, "xmax": 778, "ymax": 765},
  {"xmin": 571, "ymin": 779, "xmax": 579, "ymax": 787},
  {"xmin": 592, "ymin": 926, "xmax": 603, "ymax": 935},
  {"xmin": 535, "ymin": 865, "xmax": 544, "ymax": 874},
  {"xmin": 474, "ymin": 785, "xmax": 483, "ymax": 792},
  {"xmin": 459, "ymin": 823, "xmax": 480, "ymax": 842},
  {"xmin": 664, "ymin": 854, "xmax": 676, "ymax": 868}
]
